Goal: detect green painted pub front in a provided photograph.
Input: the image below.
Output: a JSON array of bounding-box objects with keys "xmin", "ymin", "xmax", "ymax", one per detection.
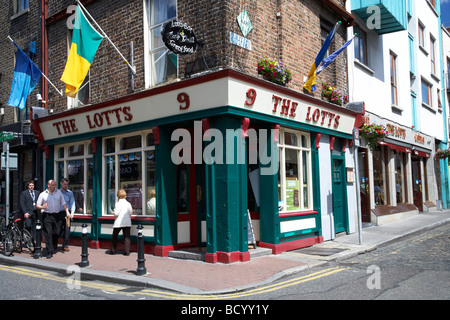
[{"xmin": 34, "ymin": 69, "xmax": 363, "ymax": 263}]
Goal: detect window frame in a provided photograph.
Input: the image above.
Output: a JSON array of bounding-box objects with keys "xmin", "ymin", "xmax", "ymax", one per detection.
[
  {"xmin": 421, "ymin": 78, "xmax": 433, "ymax": 108},
  {"xmin": 54, "ymin": 141, "xmax": 94, "ymax": 216},
  {"xmin": 354, "ymin": 26, "xmax": 368, "ymax": 66},
  {"xmin": 102, "ymin": 130, "xmax": 156, "ymax": 217},
  {"xmin": 278, "ymin": 129, "xmax": 313, "ymax": 214},
  {"xmin": 390, "ymin": 51, "xmax": 398, "ymax": 106},
  {"xmin": 146, "ymin": 0, "xmax": 178, "ymax": 87}
]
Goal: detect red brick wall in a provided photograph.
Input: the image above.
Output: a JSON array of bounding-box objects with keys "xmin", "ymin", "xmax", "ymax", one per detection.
[{"xmin": 44, "ymin": 0, "xmax": 350, "ymax": 113}]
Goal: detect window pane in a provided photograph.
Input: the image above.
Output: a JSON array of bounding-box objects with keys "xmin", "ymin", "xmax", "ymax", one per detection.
[
  {"xmin": 145, "ymin": 150, "xmax": 156, "ymax": 215},
  {"xmin": 373, "ymin": 149, "xmax": 385, "ymax": 206},
  {"xmin": 150, "ymin": 25, "xmax": 165, "ymax": 50},
  {"xmin": 394, "ymin": 153, "xmax": 404, "ymax": 203},
  {"xmin": 120, "ymin": 152, "xmax": 142, "ymax": 215},
  {"xmin": 177, "ymin": 164, "xmax": 189, "ymax": 213},
  {"xmin": 106, "ymin": 156, "xmax": 116, "ymax": 214},
  {"xmin": 150, "ymin": 0, "xmax": 177, "ymax": 25},
  {"xmin": 302, "ymin": 150, "xmax": 309, "ymax": 208},
  {"xmin": 147, "ymin": 133, "xmax": 155, "ymax": 146},
  {"xmin": 68, "ymin": 145, "xmax": 84, "ymax": 157},
  {"xmin": 120, "ymin": 135, "xmax": 141, "ymax": 150},
  {"xmin": 151, "ymin": 50, "xmax": 177, "ymax": 85},
  {"xmin": 105, "ymin": 138, "xmax": 115, "ymax": 153},
  {"xmin": 284, "ymin": 132, "xmax": 298, "ymax": 147},
  {"xmin": 57, "ymin": 161, "xmax": 64, "ymax": 183},
  {"xmin": 421, "ymin": 81, "xmax": 429, "ymax": 105},
  {"xmin": 285, "ymin": 149, "xmax": 299, "ymax": 211}
]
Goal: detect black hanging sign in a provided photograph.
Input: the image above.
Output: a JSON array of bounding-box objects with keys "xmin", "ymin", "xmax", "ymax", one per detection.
[{"xmin": 162, "ymin": 20, "xmax": 198, "ymax": 54}]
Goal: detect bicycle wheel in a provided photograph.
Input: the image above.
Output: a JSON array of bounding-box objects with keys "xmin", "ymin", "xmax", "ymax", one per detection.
[
  {"xmin": 12, "ymin": 229, "xmax": 22, "ymax": 253},
  {"xmin": 3, "ymin": 231, "xmax": 14, "ymax": 256},
  {"xmin": 22, "ymin": 229, "xmax": 35, "ymax": 253}
]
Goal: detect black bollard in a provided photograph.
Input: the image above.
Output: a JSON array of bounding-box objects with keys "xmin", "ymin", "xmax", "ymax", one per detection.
[
  {"xmin": 80, "ymin": 223, "xmax": 89, "ymax": 267},
  {"xmin": 34, "ymin": 219, "xmax": 42, "ymax": 259},
  {"xmin": 136, "ymin": 224, "xmax": 147, "ymax": 276}
]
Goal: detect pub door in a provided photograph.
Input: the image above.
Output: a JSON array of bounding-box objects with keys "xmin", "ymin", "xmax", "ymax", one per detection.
[{"xmin": 411, "ymin": 156, "xmax": 423, "ymax": 212}]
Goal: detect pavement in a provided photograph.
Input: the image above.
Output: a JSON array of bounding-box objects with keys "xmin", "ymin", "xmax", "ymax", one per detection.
[{"xmin": 1, "ymin": 209, "xmax": 450, "ymax": 295}]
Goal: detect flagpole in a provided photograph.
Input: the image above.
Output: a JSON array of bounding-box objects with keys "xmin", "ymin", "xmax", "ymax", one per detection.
[
  {"xmin": 7, "ymin": 36, "xmax": 63, "ymax": 96},
  {"xmin": 76, "ymin": 0, "xmax": 136, "ymax": 75}
]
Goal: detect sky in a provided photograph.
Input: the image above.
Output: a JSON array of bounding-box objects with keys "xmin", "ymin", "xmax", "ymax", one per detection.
[{"xmin": 442, "ymin": 0, "xmax": 450, "ymax": 28}]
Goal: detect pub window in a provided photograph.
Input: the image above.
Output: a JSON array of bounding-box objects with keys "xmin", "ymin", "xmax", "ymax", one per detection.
[
  {"xmin": 373, "ymin": 147, "xmax": 386, "ymax": 207},
  {"xmin": 55, "ymin": 141, "xmax": 94, "ymax": 215},
  {"xmin": 146, "ymin": 0, "xmax": 178, "ymax": 86},
  {"xmin": 104, "ymin": 131, "xmax": 156, "ymax": 216},
  {"xmin": 278, "ymin": 129, "xmax": 312, "ymax": 212}
]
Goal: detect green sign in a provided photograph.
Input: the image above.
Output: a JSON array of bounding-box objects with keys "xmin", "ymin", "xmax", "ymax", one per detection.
[
  {"xmin": 285, "ymin": 179, "xmax": 299, "ymax": 211},
  {"xmin": 237, "ymin": 9, "xmax": 253, "ymax": 37},
  {"xmin": 0, "ymin": 132, "xmax": 15, "ymax": 142}
]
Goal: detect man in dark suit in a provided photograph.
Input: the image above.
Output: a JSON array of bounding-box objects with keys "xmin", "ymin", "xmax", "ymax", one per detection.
[{"xmin": 19, "ymin": 180, "xmax": 40, "ymax": 240}]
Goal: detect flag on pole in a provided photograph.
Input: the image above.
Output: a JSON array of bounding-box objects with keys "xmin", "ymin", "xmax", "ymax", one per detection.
[
  {"xmin": 61, "ymin": 5, "xmax": 103, "ymax": 97},
  {"xmin": 7, "ymin": 41, "xmax": 42, "ymax": 109},
  {"xmin": 303, "ymin": 23, "xmax": 338, "ymax": 93},
  {"xmin": 316, "ymin": 37, "xmax": 354, "ymax": 75}
]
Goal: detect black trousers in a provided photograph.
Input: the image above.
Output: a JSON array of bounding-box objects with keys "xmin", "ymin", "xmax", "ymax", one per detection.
[
  {"xmin": 43, "ymin": 212, "xmax": 64, "ymax": 254},
  {"xmin": 111, "ymin": 227, "xmax": 131, "ymax": 255}
]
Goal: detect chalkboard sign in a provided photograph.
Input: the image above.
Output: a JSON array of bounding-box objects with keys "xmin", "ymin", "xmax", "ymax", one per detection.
[
  {"xmin": 247, "ymin": 210, "xmax": 256, "ymax": 248},
  {"xmin": 162, "ymin": 20, "xmax": 198, "ymax": 54}
]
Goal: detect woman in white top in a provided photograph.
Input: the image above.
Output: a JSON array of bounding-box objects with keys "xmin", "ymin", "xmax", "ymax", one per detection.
[{"xmin": 109, "ymin": 189, "xmax": 133, "ymax": 255}]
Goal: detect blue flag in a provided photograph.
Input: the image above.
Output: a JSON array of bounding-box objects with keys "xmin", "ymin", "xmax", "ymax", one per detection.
[
  {"xmin": 316, "ymin": 37, "xmax": 354, "ymax": 75},
  {"xmin": 304, "ymin": 23, "xmax": 338, "ymax": 93},
  {"xmin": 7, "ymin": 41, "xmax": 42, "ymax": 110}
]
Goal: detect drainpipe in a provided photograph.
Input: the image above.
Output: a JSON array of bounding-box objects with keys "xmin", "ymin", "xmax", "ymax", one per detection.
[{"xmin": 41, "ymin": 0, "xmax": 48, "ymax": 107}]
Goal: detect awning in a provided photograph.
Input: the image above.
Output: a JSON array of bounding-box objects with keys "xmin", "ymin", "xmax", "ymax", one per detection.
[
  {"xmin": 379, "ymin": 141, "xmax": 412, "ymax": 154},
  {"xmin": 413, "ymin": 150, "xmax": 431, "ymax": 158}
]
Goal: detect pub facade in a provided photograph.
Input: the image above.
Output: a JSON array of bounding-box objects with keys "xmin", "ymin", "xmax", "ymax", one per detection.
[{"xmin": 29, "ymin": 0, "xmax": 363, "ymax": 263}]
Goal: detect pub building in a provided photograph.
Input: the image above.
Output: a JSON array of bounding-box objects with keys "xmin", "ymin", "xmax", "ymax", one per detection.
[
  {"xmin": 357, "ymin": 111, "xmax": 442, "ymax": 226},
  {"xmin": 32, "ymin": 69, "xmax": 364, "ymax": 263}
]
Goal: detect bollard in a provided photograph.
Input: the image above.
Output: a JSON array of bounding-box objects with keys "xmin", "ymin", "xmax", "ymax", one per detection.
[
  {"xmin": 80, "ymin": 223, "xmax": 89, "ymax": 267},
  {"xmin": 136, "ymin": 224, "xmax": 147, "ymax": 276},
  {"xmin": 34, "ymin": 219, "xmax": 42, "ymax": 259}
]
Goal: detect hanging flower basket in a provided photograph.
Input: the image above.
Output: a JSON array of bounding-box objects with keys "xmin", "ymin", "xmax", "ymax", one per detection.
[
  {"xmin": 257, "ymin": 58, "xmax": 292, "ymax": 86},
  {"xmin": 322, "ymin": 83, "xmax": 349, "ymax": 106},
  {"xmin": 436, "ymin": 149, "xmax": 450, "ymax": 159},
  {"xmin": 360, "ymin": 123, "xmax": 388, "ymax": 152}
]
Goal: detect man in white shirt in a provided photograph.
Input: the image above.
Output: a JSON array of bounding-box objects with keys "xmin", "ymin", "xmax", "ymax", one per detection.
[{"xmin": 36, "ymin": 180, "xmax": 70, "ymax": 259}]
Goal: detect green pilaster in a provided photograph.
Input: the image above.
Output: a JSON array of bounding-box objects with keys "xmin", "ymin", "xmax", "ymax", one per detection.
[
  {"xmin": 155, "ymin": 126, "xmax": 177, "ymax": 248},
  {"xmin": 259, "ymin": 125, "xmax": 280, "ymax": 245},
  {"xmin": 45, "ymin": 145, "xmax": 54, "ymax": 182},
  {"xmin": 91, "ymin": 137, "xmax": 102, "ymax": 241},
  {"xmin": 205, "ymin": 117, "xmax": 247, "ymax": 254}
]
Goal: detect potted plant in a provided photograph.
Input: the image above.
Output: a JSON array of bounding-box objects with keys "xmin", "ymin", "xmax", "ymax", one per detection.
[
  {"xmin": 257, "ymin": 58, "xmax": 292, "ymax": 86},
  {"xmin": 322, "ymin": 83, "xmax": 349, "ymax": 106},
  {"xmin": 360, "ymin": 123, "xmax": 388, "ymax": 151},
  {"xmin": 436, "ymin": 149, "xmax": 450, "ymax": 159}
]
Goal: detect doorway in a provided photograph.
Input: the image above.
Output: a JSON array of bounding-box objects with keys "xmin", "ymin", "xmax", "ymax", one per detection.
[
  {"xmin": 358, "ymin": 149, "xmax": 371, "ymax": 222},
  {"xmin": 411, "ymin": 156, "xmax": 423, "ymax": 211}
]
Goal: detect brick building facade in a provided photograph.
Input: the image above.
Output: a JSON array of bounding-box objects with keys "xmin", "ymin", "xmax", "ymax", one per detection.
[{"xmin": 3, "ymin": 0, "xmax": 362, "ymax": 263}]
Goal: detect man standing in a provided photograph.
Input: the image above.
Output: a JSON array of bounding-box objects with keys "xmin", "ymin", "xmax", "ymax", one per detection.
[
  {"xmin": 36, "ymin": 180, "xmax": 70, "ymax": 259},
  {"xmin": 19, "ymin": 181, "xmax": 40, "ymax": 240},
  {"xmin": 59, "ymin": 178, "xmax": 75, "ymax": 252}
]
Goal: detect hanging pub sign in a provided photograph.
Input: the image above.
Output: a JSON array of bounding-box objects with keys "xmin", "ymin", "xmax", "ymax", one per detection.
[{"xmin": 162, "ymin": 20, "xmax": 198, "ymax": 54}]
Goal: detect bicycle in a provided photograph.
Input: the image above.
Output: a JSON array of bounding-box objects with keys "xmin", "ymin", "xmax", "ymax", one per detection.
[
  {"xmin": 0, "ymin": 215, "xmax": 14, "ymax": 256},
  {"xmin": 1, "ymin": 212, "xmax": 35, "ymax": 256}
]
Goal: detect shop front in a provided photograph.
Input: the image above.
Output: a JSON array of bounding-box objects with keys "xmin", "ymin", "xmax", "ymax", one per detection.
[
  {"xmin": 32, "ymin": 69, "xmax": 363, "ymax": 263},
  {"xmin": 358, "ymin": 112, "xmax": 441, "ymax": 226}
]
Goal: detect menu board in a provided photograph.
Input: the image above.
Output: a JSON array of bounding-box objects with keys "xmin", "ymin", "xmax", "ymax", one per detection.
[{"xmin": 286, "ymin": 179, "xmax": 299, "ymax": 211}]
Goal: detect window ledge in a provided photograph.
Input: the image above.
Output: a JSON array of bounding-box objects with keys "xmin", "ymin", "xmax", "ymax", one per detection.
[
  {"xmin": 391, "ymin": 104, "xmax": 404, "ymax": 112},
  {"xmin": 419, "ymin": 45, "xmax": 429, "ymax": 56},
  {"xmin": 354, "ymin": 59, "xmax": 375, "ymax": 75},
  {"xmin": 10, "ymin": 8, "xmax": 29, "ymax": 20},
  {"xmin": 431, "ymin": 73, "xmax": 440, "ymax": 83},
  {"xmin": 422, "ymin": 102, "xmax": 437, "ymax": 113}
]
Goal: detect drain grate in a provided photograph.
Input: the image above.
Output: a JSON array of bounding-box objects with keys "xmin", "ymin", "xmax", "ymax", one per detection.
[{"xmin": 292, "ymin": 247, "xmax": 346, "ymax": 256}]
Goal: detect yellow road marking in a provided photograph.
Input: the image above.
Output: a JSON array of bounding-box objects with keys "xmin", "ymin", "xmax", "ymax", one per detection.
[{"xmin": 0, "ymin": 264, "xmax": 348, "ymax": 300}]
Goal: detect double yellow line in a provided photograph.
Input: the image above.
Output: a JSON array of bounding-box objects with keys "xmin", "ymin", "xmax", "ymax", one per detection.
[{"xmin": 0, "ymin": 264, "xmax": 348, "ymax": 300}]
